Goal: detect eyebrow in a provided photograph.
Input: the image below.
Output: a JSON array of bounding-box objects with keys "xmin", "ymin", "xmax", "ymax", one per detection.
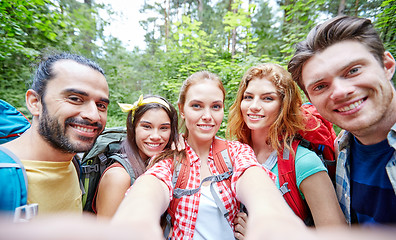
[
  {"xmin": 189, "ymin": 99, "xmax": 203, "ymax": 103},
  {"xmin": 338, "ymin": 59, "xmax": 365, "ymax": 72},
  {"xmin": 306, "ymin": 78, "xmax": 324, "ymax": 90},
  {"xmin": 307, "ymin": 58, "xmax": 366, "ymax": 89},
  {"xmin": 62, "ymin": 88, "xmax": 110, "ymax": 104},
  {"xmin": 139, "ymin": 120, "xmax": 171, "ymax": 125},
  {"xmin": 244, "ymin": 91, "xmax": 277, "ymax": 95}
]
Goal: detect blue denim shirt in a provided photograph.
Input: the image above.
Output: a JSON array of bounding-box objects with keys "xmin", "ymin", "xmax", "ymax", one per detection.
[{"xmin": 335, "ymin": 123, "xmax": 396, "ymax": 224}]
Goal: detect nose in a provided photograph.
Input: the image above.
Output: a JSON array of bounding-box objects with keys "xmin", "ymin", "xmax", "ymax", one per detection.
[
  {"xmin": 248, "ymin": 98, "xmax": 261, "ymax": 112},
  {"xmin": 201, "ymin": 107, "xmax": 212, "ymax": 121},
  {"xmin": 329, "ymin": 78, "xmax": 354, "ymax": 101},
  {"xmin": 81, "ymin": 101, "xmax": 101, "ymax": 122},
  {"xmin": 149, "ymin": 129, "xmax": 161, "ymax": 141}
]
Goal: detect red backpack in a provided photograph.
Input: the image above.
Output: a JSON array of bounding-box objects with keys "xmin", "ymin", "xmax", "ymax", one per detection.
[
  {"xmin": 164, "ymin": 137, "xmax": 233, "ymax": 235},
  {"xmin": 277, "ymin": 103, "xmax": 337, "ymax": 223}
]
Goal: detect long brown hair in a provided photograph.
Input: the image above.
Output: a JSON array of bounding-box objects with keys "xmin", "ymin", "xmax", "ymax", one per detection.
[
  {"xmin": 227, "ymin": 63, "xmax": 305, "ymax": 154},
  {"xmin": 121, "ymin": 95, "xmax": 178, "ymax": 177}
]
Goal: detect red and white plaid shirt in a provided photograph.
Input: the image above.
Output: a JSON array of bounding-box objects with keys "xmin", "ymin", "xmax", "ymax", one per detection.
[{"xmin": 145, "ymin": 139, "xmax": 276, "ymax": 240}]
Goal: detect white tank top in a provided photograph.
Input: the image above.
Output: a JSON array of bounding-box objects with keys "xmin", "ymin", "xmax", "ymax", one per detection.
[{"xmin": 193, "ymin": 185, "xmax": 234, "ymax": 240}]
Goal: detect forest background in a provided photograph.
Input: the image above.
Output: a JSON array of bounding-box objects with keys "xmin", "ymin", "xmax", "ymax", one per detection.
[{"xmin": 1, "ymin": 0, "xmax": 395, "ymax": 137}]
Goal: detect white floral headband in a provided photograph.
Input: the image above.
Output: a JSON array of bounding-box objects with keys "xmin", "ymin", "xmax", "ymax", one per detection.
[{"xmin": 118, "ymin": 95, "xmax": 170, "ymax": 116}]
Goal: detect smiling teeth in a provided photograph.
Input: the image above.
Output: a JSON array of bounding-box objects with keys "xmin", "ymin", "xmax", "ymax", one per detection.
[
  {"xmin": 338, "ymin": 99, "xmax": 363, "ymax": 112},
  {"xmin": 75, "ymin": 126, "xmax": 94, "ymax": 132},
  {"xmin": 249, "ymin": 115, "xmax": 263, "ymax": 119},
  {"xmin": 147, "ymin": 143, "xmax": 161, "ymax": 147},
  {"xmin": 199, "ymin": 125, "xmax": 212, "ymax": 129}
]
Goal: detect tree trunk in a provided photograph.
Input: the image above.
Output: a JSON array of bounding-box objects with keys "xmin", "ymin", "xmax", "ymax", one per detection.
[
  {"xmin": 227, "ymin": 0, "xmax": 232, "ymax": 53},
  {"xmin": 246, "ymin": 0, "xmax": 252, "ymax": 54},
  {"xmin": 338, "ymin": 0, "xmax": 346, "ymax": 15},
  {"xmin": 164, "ymin": 0, "xmax": 169, "ymax": 51},
  {"xmin": 231, "ymin": 28, "xmax": 236, "ymax": 57},
  {"xmin": 231, "ymin": 2, "xmax": 237, "ymax": 58},
  {"xmin": 83, "ymin": 0, "xmax": 93, "ymax": 53},
  {"xmin": 197, "ymin": 0, "xmax": 203, "ymax": 22}
]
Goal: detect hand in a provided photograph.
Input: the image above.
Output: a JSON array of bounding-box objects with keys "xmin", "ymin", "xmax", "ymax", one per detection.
[
  {"xmin": 234, "ymin": 212, "xmax": 248, "ymax": 240},
  {"xmin": 171, "ymin": 133, "xmax": 186, "ymax": 151},
  {"xmin": 334, "ymin": 129, "xmax": 345, "ymax": 157}
]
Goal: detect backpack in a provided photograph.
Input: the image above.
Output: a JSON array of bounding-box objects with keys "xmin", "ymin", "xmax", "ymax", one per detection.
[
  {"xmin": 0, "ymin": 100, "xmax": 84, "ymax": 221},
  {"xmin": 277, "ymin": 103, "xmax": 337, "ymax": 224},
  {"xmin": 0, "ymin": 146, "xmax": 38, "ymax": 222},
  {"xmin": 164, "ymin": 137, "xmax": 233, "ymax": 236},
  {"xmin": 80, "ymin": 127, "xmax": 136, "ymax": 213},
  {"xmin": 0, "ymin": 99, "xmax": 31, "ymax": 144},
  {"xmin": 0, "ymin": 100, "xmax": 37, "ymax": 222}
]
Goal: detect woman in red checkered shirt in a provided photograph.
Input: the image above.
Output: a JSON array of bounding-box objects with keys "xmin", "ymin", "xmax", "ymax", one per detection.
[{"xmin": 112, "ymin": 71, "xmax": 305, "ymax": 240}]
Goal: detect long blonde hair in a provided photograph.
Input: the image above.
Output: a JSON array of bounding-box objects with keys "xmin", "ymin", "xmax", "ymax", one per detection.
[{"xmin": 227, "ymin": 63, "xmax": 306, "ymax": 154}]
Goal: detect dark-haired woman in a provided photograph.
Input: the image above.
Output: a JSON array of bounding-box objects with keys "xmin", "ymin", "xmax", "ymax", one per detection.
[{"xmin": 95, "ymin": 95, "xmax": 179, "ymax": 218}]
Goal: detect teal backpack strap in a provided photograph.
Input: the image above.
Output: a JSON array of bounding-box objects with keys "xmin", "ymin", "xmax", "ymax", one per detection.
[
  {"xmin": 0, "ymin": 146, "xmax": 28, "ymax": 191},
  {"xmin": 0, "ymin": 146, "xmax": 38, "ymax": 222}
]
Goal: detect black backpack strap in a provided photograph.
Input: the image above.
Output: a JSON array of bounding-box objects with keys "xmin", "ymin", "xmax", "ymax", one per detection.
[
  {"xmin": 298, "ymin": 138, "xmax": 335, "ymax": 168},
  {"xmin": 108, "ymin": 154, "xmax": 136, "ymax": 186},
  {"xmin": 72, "ymin": 155, "xmax": 85, "ymax": 195}
]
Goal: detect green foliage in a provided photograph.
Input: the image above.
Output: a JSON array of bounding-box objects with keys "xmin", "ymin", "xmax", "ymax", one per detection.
[
  {"xmin": 376, "ymin": 0, "xmax": 396, "ymax": 54},
  {"xmin": 279, "ymin": 0, "xmax": 327, "ymax": 64},
  {"xmin": 251, "ymin": 0, "xmax": 281, "ymax": 57},
  {"xmin": 1, "ymin": 0, "xmax": 392, "ymax": 135},
  {"xmin": 0, "ymin": 0, "xmax": 108, "ymax": 109},
  {"xmin": 223, "ymin": 0, "xmax": 258, "ymax": 56},
  {"xmin": 375, "ymin": 0, "xmax": 396, "ymax": 85}
]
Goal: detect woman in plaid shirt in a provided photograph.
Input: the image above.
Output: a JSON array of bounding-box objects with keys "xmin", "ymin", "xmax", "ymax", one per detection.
[{"xmin": 112, "ymin": 71, "xmax": 305, "ymax": 239}]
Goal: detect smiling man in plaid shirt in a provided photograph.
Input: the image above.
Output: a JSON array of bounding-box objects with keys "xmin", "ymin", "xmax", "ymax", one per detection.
[{"xmin": 288, "ymin": 16, "xmax": 396, "ymax": 225}]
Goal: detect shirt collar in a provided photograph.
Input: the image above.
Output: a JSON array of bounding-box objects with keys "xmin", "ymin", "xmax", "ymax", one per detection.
[
  {"xmin": 388, "ymin": 123, "xmax": 396, "ymax": 150},
  {"xmin": 184, "ymin": 139, "xmax": 215, "ymax": 163}
]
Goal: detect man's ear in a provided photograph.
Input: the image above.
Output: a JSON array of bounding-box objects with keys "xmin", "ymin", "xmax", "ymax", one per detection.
[
  {"xmin": 178, "ymin": 103, "xmax": 185, "ymax": 119},
  {"xmin": 26, "ymin": 89, "xmax": 42, "ymax": 117},
  {"xmin": 383, "ymin": 51, "xmax": 395, "ymax": 81}
]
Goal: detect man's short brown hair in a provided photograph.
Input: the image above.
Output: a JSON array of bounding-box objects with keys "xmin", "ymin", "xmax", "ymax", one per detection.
[{"xmin": 288, "ymin": 16, "xmax": 385, "ymax": 95}]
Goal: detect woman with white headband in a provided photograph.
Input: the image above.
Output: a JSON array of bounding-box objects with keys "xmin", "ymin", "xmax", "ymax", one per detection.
[{"xmin": 94, "ymin": 95, "xmax": 179, "ymax": 218}]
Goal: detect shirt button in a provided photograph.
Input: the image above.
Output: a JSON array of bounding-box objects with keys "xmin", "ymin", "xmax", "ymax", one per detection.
[{"xmin": 219, "ymin": 190, "xmax": 223, "ymax": 193}]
